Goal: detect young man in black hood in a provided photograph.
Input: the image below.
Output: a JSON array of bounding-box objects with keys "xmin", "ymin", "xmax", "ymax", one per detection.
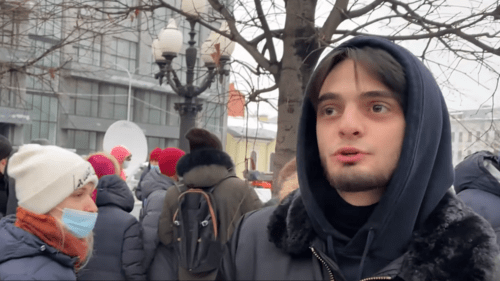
[{"xmin": 219, "ymin": 36, "xmax": 500, "ymax": 281}]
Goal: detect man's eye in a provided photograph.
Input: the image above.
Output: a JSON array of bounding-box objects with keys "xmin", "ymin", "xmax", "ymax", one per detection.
[
  {"xmin": 323, "ymin": 107, "xmax": 336, "ymax": 116},
  {"xmin": 372, "ymin": 104, "xmax": 388, "ymax": 113}
]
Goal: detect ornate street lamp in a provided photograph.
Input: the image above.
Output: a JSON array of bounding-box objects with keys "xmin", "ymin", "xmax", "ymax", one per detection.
[{"xmin": 153, "ymin": 0, "xmax": 234, "ymax": 152}]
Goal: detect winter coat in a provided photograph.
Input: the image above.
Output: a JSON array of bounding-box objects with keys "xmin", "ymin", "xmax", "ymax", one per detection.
[
  {"xmin": 454, "ymin": 150, "xmax": 500, "ymax": 246},
  {"xmin": 135, "ymin": 168, "xmax": 175, "ymax": 204},
  {"xmin": 4, "ymin": 159, "xmax": 17, "ymax": 215},
  {"xmin": 135, "ymin": 165, "xmax": 151, "ymax": 198},
  {"xmin": 219, "ymin": 36, "xmax": 500, "ymax": 281},
  {"xmin": 77, "ymin": 175, "xmax": 146, "ymax": 281},
  {"xmin": 221, "ymin": 190, "xmax": 500, "ymax": 280},
  {"xmin": 153, "ymin": 148, "xmax": 263, "ymax": 280},
  {"xmin": 138, "ymin": 169, "xmax": 176, "ymax": 269},
  {"xmin": 0, "ymin": 175, "xmax": 8, "ymax": 218},
  {"xmin": 0, "ymin": 215, "xmax": 77, "ymax": 280}
]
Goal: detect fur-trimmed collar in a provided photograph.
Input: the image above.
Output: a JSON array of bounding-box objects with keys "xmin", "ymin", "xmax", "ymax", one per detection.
[
  {"xmin": 268, "ymin": 191, "xmax": 500, "ymax": 280},
  {"xmin": 177, "ymin": 149, "xmax": 235, "ymax": 188}
]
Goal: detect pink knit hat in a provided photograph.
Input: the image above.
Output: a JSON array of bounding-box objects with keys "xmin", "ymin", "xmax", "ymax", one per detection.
[
  {"xmin": 149, "ymin": 147, "xmax": 162, "ymax": 162},
  {"xmin": 87, "ymin": 154, "xmax": 117, "ymax": 179},
  {"xmin": 159, "ymin": 148, "xmax": 185, "ymax": 177}
]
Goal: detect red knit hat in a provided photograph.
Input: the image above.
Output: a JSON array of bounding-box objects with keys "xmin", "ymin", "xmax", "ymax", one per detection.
[
  {"xmin": 158, "ymin": 148, "xmax": 185, "ymax": 177},
  {"xmin": 149, "ymin": 147, "xmax": 162, "ymax": 162},
  {"xmin": 87, "ymin": 154, "xmax": 116, "ymax": 179}
]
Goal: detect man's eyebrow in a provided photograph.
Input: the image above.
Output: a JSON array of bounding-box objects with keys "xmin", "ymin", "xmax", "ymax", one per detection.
[
  {"xmin": 360, "ymin": 91, "xmax": 398, "ymax": 99},
  {"xmin": 317, "ymin": 92, "xmax": 342, "ymax": 103},
  {"xmin": 317, "ymin": 91, "xmax": 398, "ymax": 103}
]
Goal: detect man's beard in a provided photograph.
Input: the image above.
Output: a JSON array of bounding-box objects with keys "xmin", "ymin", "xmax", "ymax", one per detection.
[{"xmin": 321, "ymin": 156, "xmax": 390, "ymax": 192}]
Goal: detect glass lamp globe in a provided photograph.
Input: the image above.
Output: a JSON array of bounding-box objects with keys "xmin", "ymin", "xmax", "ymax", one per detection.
[{"xmin": 157, "ymin": 19, "xmax": 183, "ymax": 55}]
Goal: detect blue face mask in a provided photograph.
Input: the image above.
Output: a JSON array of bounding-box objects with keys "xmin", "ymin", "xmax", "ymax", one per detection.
[
  {"xmin": 151, "ymin": 165, "xmax": 160, "ymax": 172},
  {"xmin": 61, "ymin": 208, "xmax": 98, "ymax": 238}
]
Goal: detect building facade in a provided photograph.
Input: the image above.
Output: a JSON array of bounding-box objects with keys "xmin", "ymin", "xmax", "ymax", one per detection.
[
  {"xmin": 0, "ymin": 0, "xmax": 229, "ymax": 155},
  {"xmin": 450, "ymin": 107, "xmax": 500, "ymax": 166}
]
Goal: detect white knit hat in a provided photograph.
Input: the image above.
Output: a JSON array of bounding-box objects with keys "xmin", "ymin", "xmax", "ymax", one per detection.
[{"xmin": 8, "ymin": 144, "xmax": 98, "ymax": 214}]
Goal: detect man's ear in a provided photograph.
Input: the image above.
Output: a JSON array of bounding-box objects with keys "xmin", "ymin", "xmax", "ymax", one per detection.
[{"xmin": 0, "ymin": 158, "xmax": 7, "ymax": 174}]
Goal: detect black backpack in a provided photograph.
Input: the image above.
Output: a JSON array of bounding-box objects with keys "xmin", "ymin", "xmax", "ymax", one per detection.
[{"xmin": 172, "ymin": 176, "xmax": 234, "ymax": 274}]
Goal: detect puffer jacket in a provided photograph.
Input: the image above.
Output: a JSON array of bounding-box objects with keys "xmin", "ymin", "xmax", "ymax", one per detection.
[
  {"xmin": 0, "ymin": 215, "xmax": 77, "ymax": 280},
  {"xmin": 220, "ymin": 190, "xmax": 500, "ymax": 280},
  {"xmin": 454, "ymin": 150, "xmax": 500, "ymax": 246},
  {"xmin": 77, "ymin": 175, "xmax": 146, "ymax": 280},
  {"xmin": 152, "ymin": 148, "xmax": 263, "ymax": 280},
  {"xmin": 139, "ymin": 169, "xmax": 176, "ymax": 270}
]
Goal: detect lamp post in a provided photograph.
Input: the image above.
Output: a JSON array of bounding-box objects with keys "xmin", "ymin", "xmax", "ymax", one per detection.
[{"xmin": 153, "ymin": 0, "xmax": 234, "ymax": 152}]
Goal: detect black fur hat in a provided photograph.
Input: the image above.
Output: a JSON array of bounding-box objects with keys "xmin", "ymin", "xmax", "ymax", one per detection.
[
  {"xmin": 0, "ymin": 135, "xmax": 12, "ymax": 160},
  {"xmin": 185, "ymin": 128, "xmax": 222, "ymax": 151}
]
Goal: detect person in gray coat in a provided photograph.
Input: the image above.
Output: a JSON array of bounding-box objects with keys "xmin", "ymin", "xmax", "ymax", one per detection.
[
  {"xmin": 140, "ymin": 147, "xmax": 185, "ymax": 271},
  {"xmin": 454, "ymin": 150, "xmax": 500, "ymax": 246},
  {"xmin": 77, "ymin": 175, "xmax": 146, "ymax": 280}
]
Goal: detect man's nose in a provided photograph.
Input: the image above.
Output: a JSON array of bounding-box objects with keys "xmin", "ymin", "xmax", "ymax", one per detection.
[{"xmin": 338, "ymin": 105, "xmax": 364, "ymax": 138}]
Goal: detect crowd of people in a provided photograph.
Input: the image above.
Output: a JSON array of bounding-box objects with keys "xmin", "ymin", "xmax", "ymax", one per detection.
[{"xmin": 1, "ymin": 36, "xmax": 500, "ymax": 280}]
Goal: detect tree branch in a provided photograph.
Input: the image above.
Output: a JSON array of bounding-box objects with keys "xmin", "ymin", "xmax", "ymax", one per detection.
[
  {"xmin": 347, "ymin": 0, "xmax": 384, "ymax": 19},
  {"xmin": 254, "ymin": 0, "xmax": 277, "ymax": 63},
  {"xmin": 320, "ymin": 0, "xmax": 350, "ymax": 46}
]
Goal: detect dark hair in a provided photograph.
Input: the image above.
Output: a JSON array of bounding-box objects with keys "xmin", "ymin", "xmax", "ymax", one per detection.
[
  {"xmin": 0, "ymin": 135, "xmax": 12, "ymax": 160},
  {"xmin": 309, "ymin": 46, "xmax": 406, "ymax": 110}
]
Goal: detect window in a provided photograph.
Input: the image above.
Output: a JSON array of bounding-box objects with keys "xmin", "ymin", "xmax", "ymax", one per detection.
[
  {"xmin": 458, "ymin": 150, "xmax": 462, "ymax": 160},
  {"xmin": 146, "ymin": 137, "xmax": 178, "ymax": 151},
  {"xmin": 459, "ymin": 132, "xmax": 463, "ymax": 142},
  {"xmin": 0, "ymin": 7, "xmax": 22, "ymax": 46},
  {"xmin": 68, "ymin": 80, "xmax": 99, "ymax": 117},
  {"xmin": 99, "ymin": 84, "xmax": 129, "ymax": 120},
  {"xmin": 486, "ymin": 131, "xmax": 489, "ymax": 142},
  {"xmin": 168, "ymin": 95, "xmax": 182, "ymax": 126},
  {"xmin": 108, "ymin": 38, "xmax": 137, "ymax": 73},
  {"xmin": 74, "ymin": 33, "xmax": 101, "ymax": 66},
  {"xmin": 468, "ymin": 132, "xmax": 472, "ymax": 142},
  {"xmin": 451, "ymin": 132, "xmax": 455, "ymax": 143},
  {"xmin": 203, "ymin": 102, "xmax": 224, "ymax": 133},
  {"xmin": 66, "ymin": 129, "xmax": 103, "ymax": 156},
  {"xmin": 25, "ymin": 38, "xmax": 61, "ymax": 91},
  {"xmin": 0, "ymin": 71, "xmax": 23, "ymax": 108},
  {"xmin": 133, "ymin": 90, "xmax": 168, "ymax": 125},
  {"xmin": 23, "ymin": 93, "xmax": 58, "ymax": 144},
  {"xmin": 29, "ymin": 0, "xmax": 63, "ymax": 40}
]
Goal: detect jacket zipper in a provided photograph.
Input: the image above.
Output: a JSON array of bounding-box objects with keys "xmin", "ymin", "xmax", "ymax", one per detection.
[
  {"xmin": 310, "ymin": 247, "xmax": 335, "ymax": 281},
  {"xmin": 310, "ymin": 247, "xmax": 392, "ymax": 281}
]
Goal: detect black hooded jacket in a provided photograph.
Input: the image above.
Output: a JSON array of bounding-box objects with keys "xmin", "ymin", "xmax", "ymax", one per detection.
[
  {"xmin": 219, "ymin": 36, "xmax": 500, "ymax": 281},
  {"xmin": 77, "ymin": 175, "xmax": 146, "ymax": 281},
  {"xmin": 454, "ymin": 151, "xmax": 500, "ymax": 246}
]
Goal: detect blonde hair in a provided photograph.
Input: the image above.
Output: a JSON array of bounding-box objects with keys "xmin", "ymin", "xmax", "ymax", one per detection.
[{"xmin": 277, "ymin": 157, "xmax": 299, "ymax": 201}]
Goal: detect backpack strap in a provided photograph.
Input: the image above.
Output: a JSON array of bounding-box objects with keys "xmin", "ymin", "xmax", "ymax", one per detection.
[
  {"xmin": 171, "ymin": 174, "xmax": 237, "ymax": 239},
  {"xmin": 174, "ymin": 189, "xmax": 219, "ymax": 239}
]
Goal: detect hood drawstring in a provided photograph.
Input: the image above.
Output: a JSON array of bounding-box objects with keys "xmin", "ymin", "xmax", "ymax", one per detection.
[
  {"xmin": 326, "ymin": 235, "xmax": 337, "ymax": 262},
  {"xmin": 358, "ymin": 227, "xmax": 375, "ymax": 280}
]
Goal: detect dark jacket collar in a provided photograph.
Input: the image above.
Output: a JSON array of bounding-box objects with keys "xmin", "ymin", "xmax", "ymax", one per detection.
[
  {"xmin": 176, "ymin": 149, "xmax": 235, "ymax": 188},
  {"xmin": 0, "ymin": 215, "xmax": 76, "ymax": 267},
  {"xmin": 454, "ymin": 151, "xmax": 500, "ymax": 197},
  {"xmin": 268, "ymin": 190, "xmax": 500, "ymax": 279},
  {"xmin": 95, "ymin": 175, "xmax": 135, "ymax": 212}
]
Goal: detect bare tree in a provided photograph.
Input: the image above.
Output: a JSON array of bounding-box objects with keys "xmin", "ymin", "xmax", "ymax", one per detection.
[
  {"xmin": 5, "ymin": 0, "xmax": 500, "ymax": 191},
  {"xmin": 93, "ymin": 0, "xmax": 498, "ymax": 187}
]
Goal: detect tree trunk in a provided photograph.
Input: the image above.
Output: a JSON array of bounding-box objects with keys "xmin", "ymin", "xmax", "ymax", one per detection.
[{"xmin": 272, "ymin": 0, "xmax": 321, "ymax": 195}]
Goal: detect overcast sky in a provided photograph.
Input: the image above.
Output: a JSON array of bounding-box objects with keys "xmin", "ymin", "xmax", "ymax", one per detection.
[{"xmin": 229, "ymin": 0, "xmax": 500, "ymax": 117}]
